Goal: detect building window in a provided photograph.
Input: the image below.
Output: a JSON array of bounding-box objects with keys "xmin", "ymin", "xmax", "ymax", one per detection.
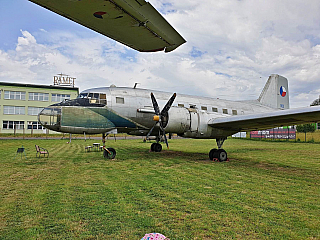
[
  {"xmin": 201, "ymin": 106, "xmax": 207, "ymax": 110},
  {"xmin": 52, "ymin": 94, "xmax": 70, "ymax": 102},
  {"xmin": 29, "ymin": 92, "xmax": 49, "ymax": 101},
  {"xmin": 222, "ymin": 109, "xmax": 228, "ymax": 114},
  {"xmin": 28, "ymin": 121, "xmax": 44, "ymax": 130},
  {"xmin": 232, "ymin": 110, "xmax": 238, "ymax": 115},
  {"xmin": 3, "ymin": 106, "xmax": 25, "ymax": 115},
  {"xmin": 116, "ymin": 97, "xmax": 124, "ymax": 104},
  {"xmin": 28, "ymin": 107, "xmax": 44, "ymax": 116},
  {"xmin": 212, "ymin": 107, "xmax": 218, "ymax": 112},
  {"xmin": 3, "ymin": 121, "xmax": 25, "ymax": 129},
  {"xmin": 4, "ymin": 91, "xmax": 26, "ymax": 100}
]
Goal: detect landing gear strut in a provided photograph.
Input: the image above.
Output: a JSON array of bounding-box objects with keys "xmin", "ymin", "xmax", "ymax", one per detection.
[
  {"xmin": 209, "ymin": 138, "xmax": 228, "ymax": 162},
  {"xmin": 102, "ymin": 133, "xmax": 116, "ymax": 159}
]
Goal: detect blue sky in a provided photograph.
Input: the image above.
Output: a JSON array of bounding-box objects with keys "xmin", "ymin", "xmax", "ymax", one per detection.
[{"xmin": 1, "ymin": 0, "xmax": 320, "ymax": 107}]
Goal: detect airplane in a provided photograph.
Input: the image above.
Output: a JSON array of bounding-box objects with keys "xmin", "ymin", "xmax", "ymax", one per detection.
[
  {"xmin": 28, "ymin": 0, "xmax": 186, "ymax": 53},
  {"xmin": 38, "ymin": 74, "xmax": 320, "ymax": 161}
]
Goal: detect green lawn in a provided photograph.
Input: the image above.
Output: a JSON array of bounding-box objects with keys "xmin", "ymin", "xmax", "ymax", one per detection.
[{"xmin": 0, "ymin": 138, "xmax": 319, "ymax": 239}]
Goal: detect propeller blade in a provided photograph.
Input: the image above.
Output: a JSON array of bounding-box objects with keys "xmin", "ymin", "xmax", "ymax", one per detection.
[
  {"xmin": 159, "ymin": 122, "xmax": 169, "ymax": 149},
  {"xmin": 161, "ymin": 93, "xmax": 176, "ymax": 116},
  {"xmin": 151, "ymin": 93, "xmax": 160, "ymax": 115},
  {"xmin": 146, "ymin": 124, "xmax": 156, "ymax": 139}
]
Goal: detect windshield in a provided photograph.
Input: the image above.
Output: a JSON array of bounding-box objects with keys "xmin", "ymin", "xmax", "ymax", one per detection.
[{"xmin": 77, "ymin": 92, "xmax": 107, "ymax": 105}]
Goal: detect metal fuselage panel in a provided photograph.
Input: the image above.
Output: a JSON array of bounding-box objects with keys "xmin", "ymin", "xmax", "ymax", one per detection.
[{"xmin": 39, "ymin": 87, "xmax": 276, "ymax": 138}]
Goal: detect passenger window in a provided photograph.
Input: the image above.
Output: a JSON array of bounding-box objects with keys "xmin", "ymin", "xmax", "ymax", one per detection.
[
  {"xmin": 116, "ymin": 97, "xmax": 124, "ymax": 104},
  {"xmin": 232, "ymin": 110, "xmax": 237, "ymax": 115},
  {"xmin": 212, "ymin": 107, "xmax": 218, "ymax": 112},
  {"xmin": 178, "ymin": 104, "xmax": 184, "ymax": 107},
  {"xmin": 201, "ymin": 106, "xmax": 207, "ymax": 110},
  {"xmin": 223, "ymin": 109, "xmax": 228, "ymax": 114},
  {"xmin": 189, "ymin": 104, "xmax": 196, "ymax": 109}
]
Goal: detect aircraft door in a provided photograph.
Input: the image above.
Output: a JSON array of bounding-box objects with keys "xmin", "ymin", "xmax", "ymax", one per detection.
[{"xmin": 189, "ymin": 111, "xmax": 199, "ymax": 132}]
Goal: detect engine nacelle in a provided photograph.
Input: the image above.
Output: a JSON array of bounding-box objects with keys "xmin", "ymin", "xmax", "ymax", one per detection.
[
  {"xmin": 164, "ymin": 107, "xmax": 238, "ymax": 139},
  {"xmin": 164, "ymin": 107, "xmax": 190, "ymax": 134}
]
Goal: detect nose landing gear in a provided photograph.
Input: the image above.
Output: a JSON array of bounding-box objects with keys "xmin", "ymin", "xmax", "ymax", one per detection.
[{"xmin": 102, "ymin": 133, "xmax": 116, "ymax": 159}]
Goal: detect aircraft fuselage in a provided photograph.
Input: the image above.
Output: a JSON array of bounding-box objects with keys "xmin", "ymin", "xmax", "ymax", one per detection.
[{"xmin": 38, "ymin": 86, "xmax": 276, "ymax": 139}]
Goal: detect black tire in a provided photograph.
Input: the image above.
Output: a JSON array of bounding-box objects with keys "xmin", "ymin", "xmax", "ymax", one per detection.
[
  {"xmin": 151, "ymin": 143, "xmax": 157, "ymax": 152},
  {"xmin": 103, "ymin": 148, "xmax": 116, "ymax": 159},
  {"xmin": 216, "ymin": 149, "xmax": 227, "ymax": 162},
  {"xmin": 209, "ymin": 148, "xmax": 217, "ymax": 160},
  {"xmin": 154, "ymin": 143, "xmax": 162, "ymax": 152}
]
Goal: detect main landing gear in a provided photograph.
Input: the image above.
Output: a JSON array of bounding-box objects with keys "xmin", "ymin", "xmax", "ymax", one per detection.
[
  {"xmin": 102, "ymin": 133, "xmax": 116, "ymax": 159},
  {"xmin": 209, "ymin": 138, "xmax": 228, "ymax": 162},
  {"xmin": 150, "ymin": 136, "xmax": 163, "ymax": 152}
]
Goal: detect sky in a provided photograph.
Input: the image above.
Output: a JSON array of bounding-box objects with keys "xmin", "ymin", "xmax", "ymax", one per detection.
[{"xmin": 1, "ymin": 0, "xmax": 320, "ymax": 107}]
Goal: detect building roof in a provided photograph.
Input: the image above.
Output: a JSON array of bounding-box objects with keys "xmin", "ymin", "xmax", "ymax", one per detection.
[{"xmin": 0, "ymin": 82, "xmax": 79, "ymax": 91}]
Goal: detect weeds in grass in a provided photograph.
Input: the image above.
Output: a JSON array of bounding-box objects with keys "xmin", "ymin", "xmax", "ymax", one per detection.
[{"xmin": 0, "ymin": 138, "xmax": 319, "ymax": 239}]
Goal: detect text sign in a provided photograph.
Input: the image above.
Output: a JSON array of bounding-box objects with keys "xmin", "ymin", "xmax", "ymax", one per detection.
[
  {"xmin": 250, "ymin": 128, "xmax": 296, "ymax": 139},
  {"xmin": 54, "ymin": 74, "xmax": 76, "ymax": 87}
]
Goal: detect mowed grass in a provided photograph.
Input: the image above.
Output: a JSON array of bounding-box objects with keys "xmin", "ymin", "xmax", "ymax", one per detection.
[{"xmin": 0, "ymin": 138, "xmax": 319, "ymax": 240}]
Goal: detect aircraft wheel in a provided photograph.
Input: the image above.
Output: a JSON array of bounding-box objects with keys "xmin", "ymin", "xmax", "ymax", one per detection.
[
  {"xmin": 154, "ymin": 143, "xmax": 162, "ymax": 152},
  {"xmin": 216, "ymin": 149, "xmax": 227, "ymax": 162},
  {"xmin": 103, "ymin": 148, "xmax": 116, "ymax": 159},
  {"xmin": 151, "ymin": 143, "xmax": 157, "ymax": 152},
  {"xmin": 209, "ymin": 148, "xmax": 217, "ymax": 160}
]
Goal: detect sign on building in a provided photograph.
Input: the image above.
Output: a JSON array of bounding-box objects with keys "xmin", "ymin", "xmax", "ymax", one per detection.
[
  {"xmin": 250, "ymin": 127, "xmax": 296, "ymax": 139},
  {"xmin": 53, "ymin": 73, "xmax": 76, "ymax": 87}
]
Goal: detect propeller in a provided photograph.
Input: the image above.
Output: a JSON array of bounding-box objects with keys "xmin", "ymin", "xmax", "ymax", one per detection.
[{"xmin": 146, "ymin": 92, "xmax": 177, "ymax": 148}]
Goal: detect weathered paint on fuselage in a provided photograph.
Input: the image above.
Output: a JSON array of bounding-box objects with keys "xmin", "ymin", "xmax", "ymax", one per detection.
[{"xmin": 39, "ymin": 86, "xmax": 276, "ymax": 138}]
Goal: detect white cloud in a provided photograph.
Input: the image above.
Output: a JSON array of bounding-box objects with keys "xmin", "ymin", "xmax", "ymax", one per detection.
[{"xmin": 2, "ymin": 0, "xmax": 320, "ymax": 108}]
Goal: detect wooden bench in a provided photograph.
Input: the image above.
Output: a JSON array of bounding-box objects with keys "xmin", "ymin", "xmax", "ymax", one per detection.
[{"xmin": 35, "ymin": 145, "xmax": 49, "ymax": 158}]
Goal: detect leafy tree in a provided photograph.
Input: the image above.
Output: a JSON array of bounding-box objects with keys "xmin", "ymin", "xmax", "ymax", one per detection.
[
  {"xmin": 310, "ymin": 98, "xmax": 320, "ymax": 106},
  {"xmin": 296, "ymin": 124, "xmax": 315, "ymax": 142}
]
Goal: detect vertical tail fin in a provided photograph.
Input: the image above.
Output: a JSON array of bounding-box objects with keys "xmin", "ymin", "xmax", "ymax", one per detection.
[{"xmin": 258, "ymin": 74, "xmax": 289, "ymax": 109}]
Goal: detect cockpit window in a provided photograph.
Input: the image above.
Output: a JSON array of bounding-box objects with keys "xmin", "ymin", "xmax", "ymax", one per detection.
[
  {"xmin": 77, "ymin": 92, "xmax": 107, "ymax": 105},
  {"xmin": 78, "ymin": 93, "xmax": 88, "ymax": 98}
]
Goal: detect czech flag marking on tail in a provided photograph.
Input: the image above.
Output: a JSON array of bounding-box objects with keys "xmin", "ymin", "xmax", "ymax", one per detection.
[{"xmin": 280, "ymin": 86, "xmax": 287, "ymax": 97}]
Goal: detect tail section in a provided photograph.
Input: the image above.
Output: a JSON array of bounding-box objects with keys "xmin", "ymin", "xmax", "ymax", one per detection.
[{"xmin": 258, "ymin": 74, "xmax": 289, "ymax": 109}]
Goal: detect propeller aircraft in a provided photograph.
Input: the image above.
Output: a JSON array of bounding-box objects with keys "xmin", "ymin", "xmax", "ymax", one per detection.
[{"xmin": 38, "ymin": 75, "xmax": 320, "ymax": 161}]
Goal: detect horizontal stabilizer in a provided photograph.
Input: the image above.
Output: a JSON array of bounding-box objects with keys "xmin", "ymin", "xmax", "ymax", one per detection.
[
  {"xmin": 28, "ymin": 0, "xmax": 186, "ymax": 52},
  {"xmin": 208, "ymin": 106, "xmax": 320, "ymax": 131}
]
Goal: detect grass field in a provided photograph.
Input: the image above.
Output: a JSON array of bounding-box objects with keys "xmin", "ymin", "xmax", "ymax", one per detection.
[{"xmin": 0, "ymin": 138, "xmax": 319, "ymax": 239}]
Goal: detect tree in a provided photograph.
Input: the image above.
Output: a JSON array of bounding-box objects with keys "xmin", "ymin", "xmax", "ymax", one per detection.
[
  {"xmin": 296, "ymin": 124, "xmax": 315, "ymax": 142},
  {"xmin": 311, "ymin": 98, "xmax": 320, "ymax": 106}
]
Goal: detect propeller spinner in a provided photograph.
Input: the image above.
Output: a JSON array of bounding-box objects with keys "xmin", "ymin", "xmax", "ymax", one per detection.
[{"xmin": 146, "ymin": 92, "xmax": 177, "ymax": 148}]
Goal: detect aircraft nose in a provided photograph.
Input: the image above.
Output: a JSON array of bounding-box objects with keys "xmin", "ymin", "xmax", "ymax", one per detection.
[{"xmin": 38, "ymin": 106, "xmax": 62, "ymax": 132}]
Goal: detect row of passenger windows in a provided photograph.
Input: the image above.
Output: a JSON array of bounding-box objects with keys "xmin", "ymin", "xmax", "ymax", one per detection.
[
  {"xmin": 1, "ymin": 106, "xmax": 43, "ymax": 115},
  {"xmin": 2, "ymin": 121, "xmax": 44, "ymax": 130},
  {"xmin": 114, "ymin": 96, "xmax": 239, "ymax": 115},
  {"xmin": 0, "ymin": 91, "xmax": 70, "ymax": 102},
  {"xmin": 178, "ymin": 103, "xmax": 238, "ymax": 115}
]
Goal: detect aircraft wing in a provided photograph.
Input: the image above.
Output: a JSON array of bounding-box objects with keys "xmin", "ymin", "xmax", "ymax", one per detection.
[
  {"xmin": 28, "ymin": 0, "xmax": 186, "ymax": 52},
  {"xmin": 208, "ymin": 106, "xmax": 320, "ymax": 131}
]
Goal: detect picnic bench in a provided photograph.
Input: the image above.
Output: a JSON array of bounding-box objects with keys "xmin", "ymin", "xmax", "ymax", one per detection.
[{"xmin": 35, "ymin": 145, "xmax": 49, "ymax": 158}]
